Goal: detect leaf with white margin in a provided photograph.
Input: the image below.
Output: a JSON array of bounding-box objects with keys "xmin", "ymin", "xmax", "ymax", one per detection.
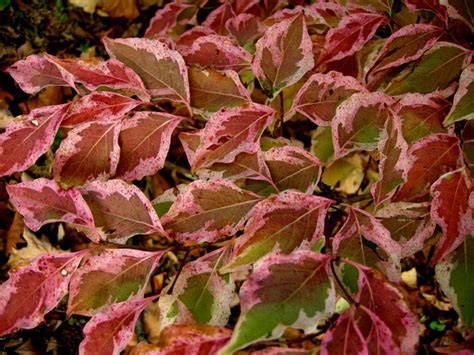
[
  {"xmin": 440, "ymin": 0, "xmax": 474, "ymax": 31},
  {"xmin": 264, "ymin": 146, "xmax": 322, "ymax": 194},
  {"xmin": 430, "ymin": 168, "xmax": 474, "ymax": 264},
  {"xmin": 6, "ymin": 179, "xmax": 101, "ymax": 242},
  {"xmin": 79, "ymin": 296, "xmax": 157, "ymax": 355},
  {"xmin": 180, "ymin": 35, "xmax": 252, "ymax": 73},
  {"xmin": 0, "ymin": 103, "xmax": 70, "ymax": 177},
  {"xmin": 131, "ymin": 324, "xmax": 232, "ymax": 354},
  {"xmin": 188, "ymin": 67, "xmax": 251, "ymax": 112},
  {"xmin": 333, "ymin": 205, "xmax": 401, "ymax": 282},
  {"xmin": 54, "ymin": 120, "xmax": 122, "ymax": 187},
  {"xmin": 393, "ymin": 93, "xmax": 450, "ymax": 144},
  {"xmin": 219, "ymin": 251, "xmax": 335, "ymax": 355},
  {"xmin": 186, "ymin": 104, "xmax": 275, "ymax": 171},
  {"xmin": 226, "ymin": 13, "xmax": 265, "ymax": 47},
  {"xmin": 444, "ymin": 64, "xmax": 474, "ymax": 125},
  {"xmin": 47, "ymin": 56, "xmax": 150, "ymax": 101},
  {"xmin": 252, "ymin": 13, "xmax": 313, "ymax": 95},
  {"xmin": 223, "ymin": 191, "xmax": 333, "ymax": 272},
  {"xmin": 372, "ymin": 114, "xmax": 409, "ymax": 207},
  {"xmin": 115, "ymin": 111, "xmax": 183, "ymax": 182},
  {"xmin": 158, "ymin": 246, "xmax": 234, "ymax": 330},
  {"xmin": 0, "ymin": 250, "xmax": 88, "ymax": 336},
  {"xmin": 376, "ymin": 202, "xmax": 436, "ymax": 257},
  {"xmin": 332, "ymin": 92, "xmax": 395, "ymax": 158},
  {"xmin": 436, "ymin": 233, "xmax": 474, "ymax": 328},
  {"xmin": 61, "ymin": 92, "xmax": 142, "ymax": 127},
  {"xmin": 103, "ymin": 37, "xmax": 190, "ymax": 107},
  {"xmin": 392, "ymin": 134, "xmax": 464, "ymax": 202},
  {"xmin": 81, "ymin": 180, "xmax": 166, "ymax": 243},
  {"xmin": 202, "ymin": 1, "xmax": 236, "ymax": 35},
  {"xmin": 385, "ymin": 42, "xmax": 471, "ymax": 95},
  {"xmin": 288, "ymin": 71, "xmax": 367, "ymax": 126},
  {"xmin": 162, "ymin": 180, "xmax": 262, "ymax": 243},
  {"xmin": 317, "ymin": 13, "xmax": 387, "ymax": 65},
  {"xmin": 68, "ymin": 248, "xmax": 164, "ymax": 316},
  {"xmin": 6, "ymin": 54, "xmax": 75, "ymax": 94}
]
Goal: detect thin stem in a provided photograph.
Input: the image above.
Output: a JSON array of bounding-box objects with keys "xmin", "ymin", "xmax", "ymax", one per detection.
[{"xmin": 330, "ymin": 258, "xmax": 358, "ymax": 306}]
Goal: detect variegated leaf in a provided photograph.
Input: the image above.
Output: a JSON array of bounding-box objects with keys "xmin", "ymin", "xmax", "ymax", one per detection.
[
  {"xmin": 253, "ymin": 13, "xmax": 313, "ymax": 95},
  {"xmin": 226, "ymin": 13, "xmax": 265, "ymax": 47},
  {"xmin": 68, "ymin": 248, "xmax": 164, "ymax": 316},
  {"xmin": 202, "ymin": 1, "xmax": 236, "ymax": 35},
  {"xmin": 219, "ymin": 251, "xmax": 335, "ymax": 354},
  {"xmin": 162, "ymin": 180, "xmax": 261, "ymax": 243},
  {"xmin": 145, "ymin": 3, "xmax": 196, "ymax": 38},
  {"xmin": 81, "ymin": 180, "xmax": 166, "ymax": 243},
  {"xmin": 0, "ymin": 104, "xmax": 70, "ymax": 177},
  {"xmin": 54, "ymin": 120, "xmax": 122, "ymax": 187},
  {"xmin": 444, "ymin": 64, "xmax": 474, "ymax": 125},
  {"xmin": 223, "ymin": 191, "xmax": 333, "ymax": 271},
  {"xmin": 288, "ymin": 71, "xmax": 367, "ymax": 126},
  {"xmin": 0, "ymin": 250, "xmax": 87, "ymax": 336},
  {"xmin": 115, "ymin": 111, "xmax": 183, "ymax": 181},
  {"xmin": 104, "ymin": 37, "xmax": 190, "ymax": 106}
]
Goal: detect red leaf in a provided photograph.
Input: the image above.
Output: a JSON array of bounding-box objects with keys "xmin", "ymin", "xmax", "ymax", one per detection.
[
  {"xmin": 180, "ymin": 35, "xmax": 252, "ymax": 73},
  {"xmin": 145, "ymin": 3, "xmax": 196, "ymax": 38},
  {"xmin": 48, "ymin": 56, "xmax": 150, "ymax": 100},
  {"xmin": 430, "ymin": 168, "xmax": 474, "ymax": 264},
  {"xmin": 392, "ymin": 134, "xmax": 464, "ymax": 202},
  {"xmin": 0, "ymin": 250, "xmax": 87, "ymax": 336},
  {"xmin": 226, "ymin": 13, "xmax": 265, "ymax": 47},
  {"xmin": 81, "ymin": 180, "xmax": 166, "ymax": 243},
  {"xmin": 318, "ymin": 13, "xmax": 387, "ymax": 65},
  {"xmin": 405, "ymin": 0, "xmax": 448, "ymax": 23},
  {"xmin": 6, "ymin": 179, "xmax": 100, "ymax": 242},
  {"xmin": 0, "ymin": 104, "xmax": 70, "ymax": 177},
  {"xmin": 252, "ymin": 13, "xmax": 314, "ymax": 94},
  {"xmin": 68, "ymin": 249, "xmax": 164, "ymax": 316},
  {"xmin": 289, "ymin": 71, "xmax": 367, "ymax": 126},
  {"xmin": 115, "ymin": 111, "xmax": 183, "ymax": 181},
  {"xmin": 185, "ymin": 104, "xmax": 275, "ymax": 171},
  {"xmin": 54, "ymin": 120, "xmax": 122, "ymax": 187},
  {"xmin": 6, "ymin": 55, "xmax": 75, "ymax": 94},
  {"xmin": 176, "ymin": 26, "xmax": 216, "ymax": 49},
  {"xmin": 61, "ymin": 92, "xmax": 142, "ymax": 127},
  {"xmin": 79, "ymin": 296, "xmax": 156, "ymax": 355},
  {"xmin": 203, "ymin": 2, "xmax": 236, "ymax": 35}
]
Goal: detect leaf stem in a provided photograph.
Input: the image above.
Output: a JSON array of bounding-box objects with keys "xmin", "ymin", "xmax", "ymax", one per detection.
[{"xmin": 330, "ymin": 258, "xmax": 358, "ymax": 306}]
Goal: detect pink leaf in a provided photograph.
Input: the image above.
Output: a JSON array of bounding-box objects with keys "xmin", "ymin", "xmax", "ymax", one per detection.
[
  {"xmin": 264, "ymin": 146, "xmax": 322, "ymax": 193},
  {"xmin": 392, "ymin": 134, "xmax": 464, "ymax": 202},
  {"xmin": 393, "ymin": 93, "xmax": 450, "ymax": 144},
  {"xmin": 81, "ymin": 180, "xmax": 166, "ymax": 243},
  {"xmin": 188, "ymin": 67, "xmax": 251, "ymax": 112},
  {"xmin": 376, "ymin": 202, "xmax": 436, "ymax": 257},
  {"xmin": 332, "ymin": 92, "xmax": 395, "ymax": 158},
  {"xmin": 180, "ymin": 35, "xmax": 252, "ymax": 73},
  {"xmin": 61, "ymin": 92, "xmax": 142, "ymax": 127},
  {"xmin": 318, "ymin": 13, "xmax": 387, "ymax": 65},
  {"xmin": 0, "ymin": 250, "xmax": 87, "ymax": 336},
  {"xmin": 441, "ymin": 0, "xmax": 474, "ymax": 31},
  {"xmin": 252, "ymin": 13, "xmax": 314, "ymax": 94},
  {"xmin": 366, "ymin": 24, "xmax": 444, "ymax": 79},
  {"xmin": 115, "ymin": 111, "xmax": 183, "ymax": 181},
  {"xmin": 104, "ymin": 37, "xmax": 190, "ymax": 106},
  {"xmin": 162, "ymin": 180, "xmax": 262, "ymax": 243},
  {"xmin": 6, "ymin": 178, "xmax": 100, "ymax": 241},
  {"xmin": 220, "ymin": 251, "xmax": 335, "ymax": 354},
  {"xmin": 405, "ymin": 0, "xmax": 448, "ymax": 23},
  {"xmin": 131, "ymin": 325, "xmax": 232, "ymax": 354},
  {"xmin": 203, "ymin": 2, "xmax": 236, "ymax": 35},
  {"xmin": 79, "ymin": 296, "xmax": 156, "ymax": 355},
  {"xmin": 444, "ymin": 64, "xmax": 474, "ymax": 125},
  {"xmin": 333, "ymin": 206, "xmax": 401, "ymax": 281},
  {"xmin": 145, "ymin": 3, "xmax": 196, "ymax": 38},
  {"xmin": 176, "ymin": 26, "xmax": 216, "ymax": 49},
  {"xmin": 371, "ymin": 115, "xmax": 409, "ymax": 207},
  {"xmin": 0, "ymin": 103, "xmax": 70, "ymax": 177},
  {"xmin": 48, "ymin": 56, "xmax": 150, "ymax": 100},
  {"xmin": 6, "ymin": 54, "xmax": 75, "ymax": 94},
  {"xmin": 186, "ymin": 104, "xmax": 275, "ymax": 171},
  {"xmin": 430, "ymin": 168, "xmax": 474, "ymax": 264},
  {"xmin": 226, "ymin": 13, "xmax": 265, "ymax": 47},
  {"xmin": 223, "ymin": 191, "xmax": 333, "ymax": 271},
  {"xmin": 53, "ymin": 120, "xmax": 122, "ymax": 187},
  {"xmin": 68, "ymin": 248, "xmax": 164, "ymax": 316},
  {"xmin": 289, "ymin": 71, "xmax": 368, "ymax": 126}
]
